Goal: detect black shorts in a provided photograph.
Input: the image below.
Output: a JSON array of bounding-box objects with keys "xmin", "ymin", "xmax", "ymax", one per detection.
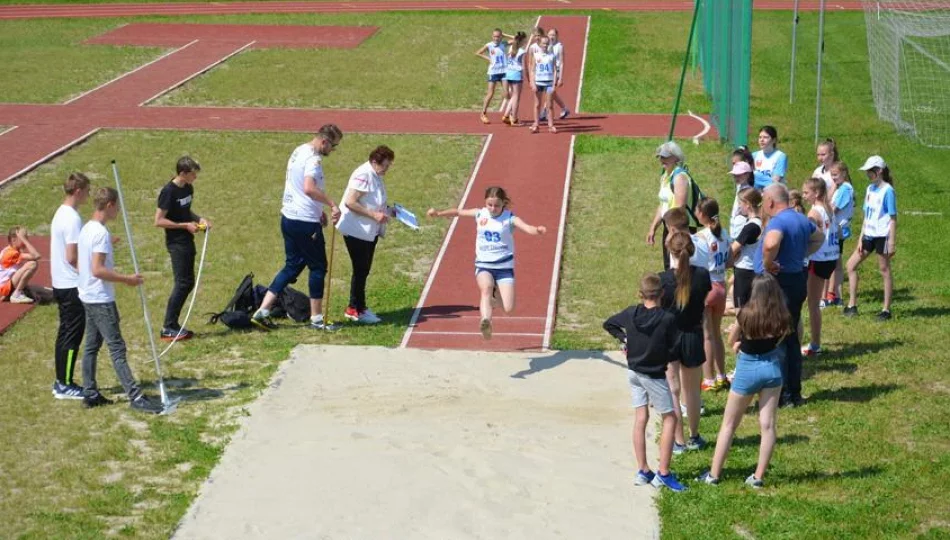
[
  {"xmin": 809, "ymin": 259, "xmax": 836, "ymax": 280},
  {"xmin": 733, "ymin": 267, "xmax": 756, "ymax": 308},
  {"xmin": 673, "ymin": 329, "xmax": 706, "ymax": 368},
  {"xmin": 861, "ymin": 236, "xmax": 888, "ymax": 255}
]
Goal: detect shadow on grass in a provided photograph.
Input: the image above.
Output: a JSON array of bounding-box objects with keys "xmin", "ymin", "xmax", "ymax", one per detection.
[
  {"xmin": 803, "ymin": 360, "xmax": 858, "ymax": 379},
  {"xmin": 510, "ymin": 350, "xmax": 625, "ymax": 379},
  {"xmin": 110, "ymin": 377, "xmax": 250, "ymax": 403},
  {"xmin": 859, "ymin": 286, "xmax": 914, "ymax": 304},
  {"xmin": 732, "ymin": 433, "xmax": 810, "ymax": 448},
  {"xmin": 809, "ymin": 383, "xmax": 900, "ymax": 404},
  {"xmin": 903, "ymin": 305, "xmax": 950, "ymax": 319},
  {"xmin": 820, "ymin": 339, "xmax": 903, "ymax": 361},
  {"xmin": 781, "ymin": 465, "xmax": 886, "ymax": 484}
]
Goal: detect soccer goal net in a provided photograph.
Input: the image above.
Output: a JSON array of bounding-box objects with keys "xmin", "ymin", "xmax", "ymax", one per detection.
[{"xmin": 862, "ymin": 1, "xmax": 950, "ymax": 147}]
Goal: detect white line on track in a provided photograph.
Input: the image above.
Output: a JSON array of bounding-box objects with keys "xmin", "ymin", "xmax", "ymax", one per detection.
[
  {"xmin": 542, "ymin": 134, "xmax": 576, "ymax": 351},
  {"xmin": 0, "ymin": 128, "xmax": 100, "ymax": 189},
  {"xmin": 138, "ymin": 40, "xmax": 256, "ymax": 106},
  {"xmin": 687, "ymin": 109, "xmax": 711, "ymax": 143}
]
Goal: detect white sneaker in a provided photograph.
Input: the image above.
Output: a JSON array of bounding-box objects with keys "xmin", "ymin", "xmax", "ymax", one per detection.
[
  {"xmin": 356, "ymin": 309, "xmax": 382, "ymax": 324},
  {"xmin": 9, "ymin": 292, "xmax": 33, "ymax": 304}
]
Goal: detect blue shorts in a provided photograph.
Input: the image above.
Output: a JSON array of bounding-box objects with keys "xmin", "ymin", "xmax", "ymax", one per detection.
[
  {"xmin": 475, "ymin": 267, "xmax": 514, "ymax": 284},
  {"xmin": 731, "ymin": 350, "xmax": 783, "ymax": 396},
  {"xmin": 536, "ymin": 83, "xmax": 554, "ymax": 94},
  {"xmin": 487, "ymin": 73, "xmax": 505, "ymax": 83},
  {"xmin": 505, "ymin": 72, "xmax": 522, "ymax": 83}
]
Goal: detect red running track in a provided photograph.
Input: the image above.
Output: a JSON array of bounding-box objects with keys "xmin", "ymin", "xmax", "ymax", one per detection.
[
  {"xmin": 0, "ymin": 0, "xmax": 864, "ymax": 20},
  {"xmin": 0, "ymin": 237, "xmax": 50, "ymax": 336}
]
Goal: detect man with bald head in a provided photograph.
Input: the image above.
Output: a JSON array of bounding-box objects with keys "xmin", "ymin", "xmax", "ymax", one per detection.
[{"xmin": 754, "ymin": 183, "xmax": 823, "ymax": 408}]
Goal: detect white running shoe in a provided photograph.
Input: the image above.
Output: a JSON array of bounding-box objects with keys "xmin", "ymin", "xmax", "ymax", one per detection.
[
  {"xmin": 9, "ymin": 292, "xmax": 33, "ymax": 304},
  {"xmin": 357, "ymin": 309, "xmax": 382, "ymax": 324}
]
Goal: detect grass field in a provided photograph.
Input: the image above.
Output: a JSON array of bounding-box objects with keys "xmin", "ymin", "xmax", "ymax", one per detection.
[
  {"xmin": 0, "ymin": 6, "xmax": 949, "ymax": 540},
  {"xmin": 555, "ymin": 9, "xmax": 950, "ymax": 539},
  {"xmin": 0, "ymin": 130, "xmax": 481, "ymax": 538}
]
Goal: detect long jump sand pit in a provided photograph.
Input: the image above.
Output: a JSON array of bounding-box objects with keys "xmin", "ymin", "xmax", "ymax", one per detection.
[{"xmin": 174, "ymin": 346, "xmax": 660, "ymax": 539}]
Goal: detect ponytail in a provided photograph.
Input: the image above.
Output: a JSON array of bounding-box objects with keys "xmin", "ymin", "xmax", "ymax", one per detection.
[
  {"xmin": 881, "ymin": 166, "xmax": 894, "ymax": 185},
  {"xmin": 666, "ymin": 231, "xmax": 695, "ymax": 310},
  {"xmin": 698, "ymin": 198, "xmax": 723, "ymax": 240}
]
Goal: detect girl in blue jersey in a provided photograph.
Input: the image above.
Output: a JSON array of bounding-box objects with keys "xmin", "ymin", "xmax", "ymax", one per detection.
[
  {"xmin": 846, "ymin": 156, "xmax": 897, "ymax": 321},
  {"xmin": 427, "ymin": 187, "xmax": 547, "ymax": 340},
  {"xmin": 823, "ymin": 161, "xmax": 855, "ymax": 307},
  {"xmin": 528, "ymin": 36, "xmax": 559, "ymax": 134},
  {"xmin": 752, "ymin": 126, "xmax": 788, "ymax": 190},
  {"xmin": 501, "ymin": 32, "xmax": 528, "ymax": 126},
  {"xmin": 475, "ymin": 28, "xmax": 513, "ymax": 125}
]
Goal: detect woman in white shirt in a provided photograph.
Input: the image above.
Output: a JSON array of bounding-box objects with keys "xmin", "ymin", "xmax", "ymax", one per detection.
[{"xmin": 336, "ymin": 145, "xmax": 396, "ymax": 324}]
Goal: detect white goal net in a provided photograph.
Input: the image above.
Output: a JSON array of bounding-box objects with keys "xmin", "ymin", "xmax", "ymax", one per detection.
[{"xmin": 862, "ymin": 1, "xmax": 950, "ymax": 147}]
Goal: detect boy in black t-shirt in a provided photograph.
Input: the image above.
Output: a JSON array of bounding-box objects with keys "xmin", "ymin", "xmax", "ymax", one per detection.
[
  {"xmin": 154, "ymin": 156, "xmax": 210, "ymax": 341},
  {"xmin": 603, "ymin": 273, "xmax": 687, "ymax": 493}
]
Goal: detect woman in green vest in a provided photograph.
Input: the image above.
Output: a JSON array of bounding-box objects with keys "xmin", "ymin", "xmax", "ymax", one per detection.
[{"xmin": 646, "ymin": 141, "xmax": 699, "ymax": 270}]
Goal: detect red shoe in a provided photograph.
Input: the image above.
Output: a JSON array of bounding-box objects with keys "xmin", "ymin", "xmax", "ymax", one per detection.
[{"xmin": 344, "ymin": 306, "xmax": 360, "ymax": 321}]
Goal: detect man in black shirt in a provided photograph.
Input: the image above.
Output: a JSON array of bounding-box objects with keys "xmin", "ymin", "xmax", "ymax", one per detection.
[{"xmin": 154, "ymin": 156, "xmax": 210, "ymax": 341}]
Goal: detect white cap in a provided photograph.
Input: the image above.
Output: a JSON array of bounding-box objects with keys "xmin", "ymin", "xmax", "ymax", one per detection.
[
  {"xmin": 655, "ymin": 141, "xmax": 685, "ymax": 162},
  {"xmin": 729, "ymin": 161, "xmax": 753, "ymax": 176},
  {"xmin": 859, "ymin": 155, "xmax": 887, "ymax": 171}
]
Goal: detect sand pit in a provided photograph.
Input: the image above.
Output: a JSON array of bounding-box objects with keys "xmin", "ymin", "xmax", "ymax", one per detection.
[{"xmin": 173, "ymin": 346, "xmax": 661, "ymax": 539}]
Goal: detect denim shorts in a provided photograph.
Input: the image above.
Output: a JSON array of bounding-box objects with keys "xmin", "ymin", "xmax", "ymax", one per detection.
[
  {"xmin": 475, "ymin": 267, "xmax": 514, "ymax": 284},
  {"xmin": 731, "ymin": 350, "xmax": 783, "ymax": 396},
  {"xmin": 488, "ymin": 73, "xmax": 505, "ymax": 83}
]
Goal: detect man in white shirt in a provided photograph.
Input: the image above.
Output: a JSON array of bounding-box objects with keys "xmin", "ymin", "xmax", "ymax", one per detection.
[
  {"xmin": 50, "ymin": 173, "xmax": 91, "ymax": 399},
  {"xmin": 78, "ymin": 187, "xmax": 163, "ymax": 414},
  {"xmin": 252, "ymin": 124, "xmax": 344, "ymax": 331}
]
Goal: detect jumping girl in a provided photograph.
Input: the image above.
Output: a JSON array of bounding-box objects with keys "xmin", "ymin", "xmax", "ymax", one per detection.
[
  {"xmin": 501, "ymin": 32, "xmax": 528, "ymax": 126},
  {"xmin": 695, "ymin": 199, "xmax": 729, "ymax": 391},
  {"xmin": 427, "ymin": 187, "xmax": 547, "ymax": 340},
  {"xmin": 539, "ymin": 28, "xmax": 570, "ymax": 122},
  {"xmin": 846, "ymin": 156, "xmax": 897, "ymax": 321},
  {"xmin": 752, "ymin": 126, "xmax": 788, "ymax": 190},
  {"xmin": 823, "ymin": 161, "xmax": 854, "ymax": 308},
  {"xmin": 812, "ymin": 138, "xmax": 839, "ymax": 200},
  {"xmin": 802, "ymin": 177, "xmax": 839, "ymax": 356},
  {"xmin": 475, "ymin": 28, "xmax": 512, "ymax": 125},
  {"xmin": 660, "ymin": 231, "xmax": 712, "ymax": 454},
  {"xmin": 529, "ymin": 36, "xmax": 559, "ymax": 134},
  {"xmin": 698, "ymin": 273, "xmax": 791, "ymax": 489}
]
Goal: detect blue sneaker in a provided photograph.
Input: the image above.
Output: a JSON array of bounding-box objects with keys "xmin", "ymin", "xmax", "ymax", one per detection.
[
  {"xmin": 687, "ymin": 435, "xmax": 707, "ymax": 451},
  {"xmin": 559, "ymin": 108, "xmax": 571, "ymax": 120},
  {"xmin": 697, "ymin": 471, "xmax": 720, "ymax": 485},
  {"xmin": 745, "ymin": 474, "xmax": 764, "ymax": 489},
  {"xmin": 634, "ymin": 469, "xmax": 655, "ymax": 486},
  {"xmin": 673, "ymin": 442, "xmax": 687, "ymax": 455},
  {"xmin": 652, "ymin": 471, "xmax": 688, "ymax": 492}
]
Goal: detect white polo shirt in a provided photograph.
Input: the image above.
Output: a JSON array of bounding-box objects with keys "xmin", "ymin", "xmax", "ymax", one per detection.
[
  {"xmin": 336, "ymin": 161, "xmax": 388, "ymax": 242},
  {"xmin": 281, "ymin": 143, "xmax": 324, "ymax": 223},
  {"xmin": 50, "ymin": 204, "xmax": 82, "ymax": 289}
]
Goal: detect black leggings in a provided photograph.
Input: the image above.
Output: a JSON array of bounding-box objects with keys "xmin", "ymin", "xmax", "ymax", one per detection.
[
  {"xmin": 53, "ymin": 287, "xmax": 84, "ymax": 384},
  {"xmin": 733, "ymin": 268, "xmax": 756, "ymax": 308},
  {"xmin": 163, "ymin": 241, "xmax": 196, "ymax": 329},
  {"xmin": 344, "ymin": 235, "xmax": 378, "ymax": 312}
]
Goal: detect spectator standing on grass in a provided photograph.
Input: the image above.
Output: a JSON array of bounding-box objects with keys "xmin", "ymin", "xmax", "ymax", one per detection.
[
  {"xmin": 646, "ymin": 142, "xmax": 700, "ymax": 270},
  {"xmin": 154, "ymin": 156, "xmax": 211, "ymax": 342},
  {"xmin": 752, "ymin": 125, "xmax": 788, "ymax": 190},
  {"xmin": 78, "ymin": 187, "xmax": 163, "ymax": 414},
  {"xmin": 845, "ymin": 155, "xmax": 897, "ymax": 321},
  {"xmin": 603, "ymin": 273, "xmax": 686, "ymax": 493},
  {"xmin": 730, "ymin": 188, "xmax": 763, "ymax": 310},
  {"xmin": 754, "ymin": 183, "xmax": 823, "ymax": 408},
  {"xmin": 695, "ymin": 199, "xmax": 730, "ymax": 392},
  {"xmin": 336, "ymin": 145, "xmax": 396, "ymax": 325},
  {"xmin": 252, "ymin": 124, "xmax": 344, "ymax": 332},
  {"xmin": 49, "ymin": 172, "xmax": 91, "ymax": 399},
  {"xmin": 812, "ymin": 138, "xmax": 839, "ymax": 200},
  {"xmin": 822, "ymin": 161, "xmax": 855, "ymax": 308},
  {"xmin": 802, "ymin": 177, "xmax": 839, "ymax": 357},
  {"xmin": 0, "ymin": 227, "xmax": 41, "ymax": 304}
]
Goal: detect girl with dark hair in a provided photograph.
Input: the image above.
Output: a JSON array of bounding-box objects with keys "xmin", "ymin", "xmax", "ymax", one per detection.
[
  {"xmin": 696, "ymin": 199, "xmax": 729, "ymax": 391},
  {"xmin": 752, "ymin": 125, "xmax": 788, "ymax": 190},
  {"xmin": 659, "ymin": 231, "xmax": 711, "ymax": 454},
  {"xmin": 427, "ymin": 186, "xmax": 547, "ymax": 340},
  {"xmin": 698, "ymin": 273, "xmax": 791, "ymax": 489},
  {"xmin": 846, "ymin": 156, "xmax": 897, "ymax": 320}
]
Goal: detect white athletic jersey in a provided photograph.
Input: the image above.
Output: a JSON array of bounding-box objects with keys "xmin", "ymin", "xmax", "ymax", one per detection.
[
  {"xmin": 507, "ymin": 47, "xmax": 526, "ymax": 72},
  {"xmin": 77, "ymin": 220, "xmax": 115, "ymax": 304},
  {"xmin": 281, "ymin": 143, "xmax": 324, "ymax": 223},
  {"xmin": 862, "ymin": 182, "xmax": 896, "ymax": 238},
  {"xmin": 475, "ymin": 208, "xmax": 515, "ymax": 269},
  {"xmin": 534, "ymin": 51, "xmax": 556, "ymax": 83},
  {"xmin": 812, "ymin": 165, "xmax": 836, "ymax": 197},
  {"xmin": 733, "ymin": 216, "xmax": 762, "ymax": 271},
  {"xmin": 50, "ymin": 204, "xmax": 82, "ymax": 289},
  {"xmin": 697, "ymin": 228, "xmax": 728, "ymax": 283},
  {"xmin": 550, "ymin": 41, "xmax": 564, "ymax": 69},
  {"xmin": 676, "ymin": 232, "xmax": 708, "ymax": 269},
  {"xmin": 811, "ymin": 205, "xmax": 840, "ymax": 262},
  {"xmin": 752, "ymin": 149, "xmax": 788, "ymax": 188},
  {"xmin": 529, "ymin": 42, "xmax": 543, "ymax": 56},
  {"xmin": 486, "ymin": 41, "xmax": 508, "ymax": 75}
]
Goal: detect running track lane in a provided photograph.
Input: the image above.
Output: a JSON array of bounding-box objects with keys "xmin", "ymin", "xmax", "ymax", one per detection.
[
  {"xmin": 402, "ymin": 15, "xmax": 586, "ymax": 352},
  {"xmin": 0, "ymin": 1, "xmax": 865, "ymax": 20}
]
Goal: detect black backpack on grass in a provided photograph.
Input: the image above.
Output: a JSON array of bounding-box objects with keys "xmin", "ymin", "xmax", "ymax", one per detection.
[{"xmin": 208, "ymin": 273, "xmax": 261, "ymax": 329}]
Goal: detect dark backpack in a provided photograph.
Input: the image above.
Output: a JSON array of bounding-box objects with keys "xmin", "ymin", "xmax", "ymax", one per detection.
[
  {"xmin": 208, "ymin": 273, "xmax": 262, "ymax": 329},
  {"xmin": 278, "ymin": 286, "xmax": 310, "ymax": 323},
  {"xmin": 669, "ymin": 165, "xmax": 707, "ymax": 227}
]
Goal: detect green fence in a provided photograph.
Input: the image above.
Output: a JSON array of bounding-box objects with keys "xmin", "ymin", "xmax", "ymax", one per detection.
[{"xmin": 680, "ymin": 0, "xmax": 753, "ymax": 146}]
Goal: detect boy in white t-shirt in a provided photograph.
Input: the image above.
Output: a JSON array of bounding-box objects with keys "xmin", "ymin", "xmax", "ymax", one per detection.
[
  {"xmin": 49, "ymin": 172, "xmax": 91, "ymax": 399},
  {"xmin": 78, "ymin": 187, "xmax": 163, "ymax": 414}
]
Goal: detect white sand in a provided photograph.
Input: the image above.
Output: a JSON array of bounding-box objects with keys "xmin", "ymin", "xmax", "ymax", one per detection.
[{"xmin": 173, "ymin": 346, "xmax": 661, "ymax": 539}]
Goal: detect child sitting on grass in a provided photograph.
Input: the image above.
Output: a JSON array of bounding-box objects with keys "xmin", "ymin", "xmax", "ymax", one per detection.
[
  {"xmin": 603, "ymin": 273, "xmax": 687, "ymax": 492},
  {"xmin": 1, "ymin": 227, "xmax": 42, "ymax": 304}
]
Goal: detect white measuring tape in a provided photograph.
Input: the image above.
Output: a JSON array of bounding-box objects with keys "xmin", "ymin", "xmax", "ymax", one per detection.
[{"xmin": 158, "ymin": 226, "xmax": 210, "ymax": 359}]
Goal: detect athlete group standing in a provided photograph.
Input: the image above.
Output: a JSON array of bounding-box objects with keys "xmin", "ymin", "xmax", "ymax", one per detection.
[{"xmin": 619, "ymin": 126, "xmax": 898, "ymax": 490}]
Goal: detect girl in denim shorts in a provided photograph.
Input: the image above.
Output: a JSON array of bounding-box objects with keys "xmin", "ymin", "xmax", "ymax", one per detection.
[{"xmin": 698, "ymin": 273, "xmax": 791, "ymax": 489}]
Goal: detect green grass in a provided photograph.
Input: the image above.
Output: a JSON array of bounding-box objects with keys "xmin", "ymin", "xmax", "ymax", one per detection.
[
  {"xmin": 555, "ymin": 10, "xmax": 950, "ymax": 540},
  {"xmin": 0, "ymin": 129, "xmax": 481, "ymax": 538}
]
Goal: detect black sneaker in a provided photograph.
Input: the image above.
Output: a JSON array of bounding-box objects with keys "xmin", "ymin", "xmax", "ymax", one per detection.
[
  {"xmin": 791, "ymin": 395, "xmax": 807, "ymax": 408},
  {"xmin": 160, "ymin": 327, "xmax": 194, "ymax": 341},
  {"xmin": 250, "ymin": 310, "xmax": 278, "ymax": 331},
  {"xmin": 82, "ymin": 391, "xmax": 114, "ymax": 409},
  {"xmin": 52, "ymin": 381, "xmax": 84, "ymax": 400},
  {"xmin": 876, "ymin": 310, "xmax": 892, "ymax": 321},
  {"xmin": 130, "ymin": 394, "xmax": 164, "ymax": 414},
  {"xmin": 843, "ymin": 306, "xmax": 858, "ymax": 317}
]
